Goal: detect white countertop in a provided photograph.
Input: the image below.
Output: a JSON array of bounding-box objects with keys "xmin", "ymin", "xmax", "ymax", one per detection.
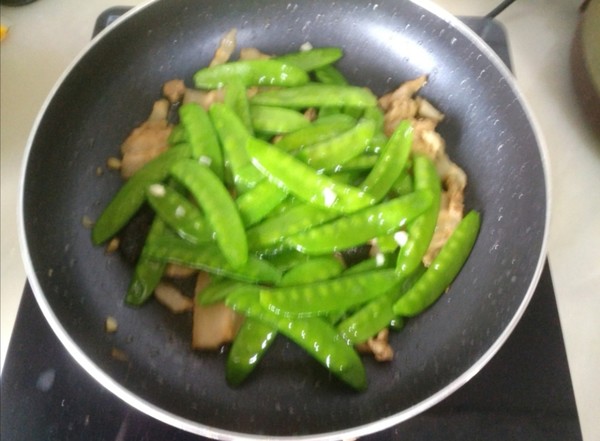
[{"xmin": 1, "ymin": 0, "xmax": 599, "ymax": 439}]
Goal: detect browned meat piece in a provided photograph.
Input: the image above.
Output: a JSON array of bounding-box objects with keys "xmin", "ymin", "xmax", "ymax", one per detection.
[
  {"xmin": 239, "ymin": 47, "xmax": 271, "ymax": 60},
  {"xmin": 162, "ymin": 79, "xmax": 186, "ymax": 103},
  {"xmin": 182, "ymin": 88, "xmax": 224, "ymax": 109},
  {"xmin": 120, "ymin": 98, "xmax": 172, "ymax": 179},
  {"xmin": 356, "ymin": 329, "xmax": 394, "ymax": 362},
  {"xmin": 192, "ymin": 303, "xmax": 244, "ymax": 350},
  {"xmin": 154, "ymin": 282, "xmax": 194, "ymax": 314},
  {"xmin": 209, "ymin": 28, "xmax": 237, "ymax": 67}
]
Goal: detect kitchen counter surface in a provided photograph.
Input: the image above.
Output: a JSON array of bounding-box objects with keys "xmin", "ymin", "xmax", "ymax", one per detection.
[{"xmin": 1, "ymin": 1, "xmax": 598, "ymax": 440}]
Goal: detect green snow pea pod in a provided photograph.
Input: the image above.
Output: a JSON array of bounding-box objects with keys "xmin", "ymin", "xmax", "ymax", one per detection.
[
  {"xmin": 125, "ymin": 218, "xmax": 168, "ymax": 306},
  {"xmin": 260, "ymin": 268, "xmax": 400, "ymax": 318},
  {"xmin": 193, "ymin": 59, "xmax": 309, "ymax": 89},
  {"xmin": 396, "ymin": 154, "xmax": 442, "ymax": 276},
  {"xmin": 196, "ymin": 278, "xmax": 241, "ymax": 305},
  {"xmin": 274, "ymin": 47, "xmax": 343, "ymax": 71},
  {"xmin": 360, "ymin": 120, "xmax": 413, "ymax": 202},
  {"xmin": 262, "ymin": 249, "xmax": 311, "ymax": 272},
  {"xmin": 209, "ymin": 102, "xmax": 263, "ymax": 191},
  {"xmin": 226, "ymin": 252, "xmax": 345, "ymax": 386},
  {"xmin": 226, "ymin": 289, "xmax": 366, "ymax": 390},
  {"xmin": 145, "ymin": 183, "xmax": 213, "ymax": 244},
  {"xmin": 393, "ymin": 210, "xmax": 481, "ymax": 317},
  {"xmin": 337, "ymin": 265, "xmax": 424, "ymax": 345},
  {"xmin": 168, "ymin": 124, "xmax": 187, "ymax": 146},
  {"xmin": 313, "ymin": 64, "xmax": 349, "ymax": 85},
  {"xmin": 235, "ymin": 179, "xmax": 288, "ymax": 227},
  {"xmin": 144, "ymin": 236, "xmax": 281, "ymax": 284},
  {"xmin": 279, "ymin": 255, "xmax": 345, "ymax": 286},
  {"xmin": 246, "ymin": 137, "xmax": 376, "ymax": 213},
  {"xmin": 250, "ymin": 84, "xmax": 378, "ymax": 109},
  {"xmin": 178, "ymin": 103, "xmax": 224, "ymax": 179},
  {"xmin": 92, "ymin": 143, "xmax": 192, "ymax": 245},
  {"xmin": 226, "ymin": 317, "xmax": 277, "ymax": 386},
  {"xmin": 296, "ymin": 118, "xmax": 375, "ymax": 171},
  {"xmin": 224, "ymin": 80, "xmax": 254, "ymax": 134},
  {"xmin": 362, "ymin": 106, "xmax": 385, "ymax": 134},
  {"xmin": 249, "ymin": 105, "xmax": 310, "ymax": 135},
  {"xmin": 274, "ymin": 114, "xmax": 356, "ymax": 152},
  {"xmin": 337, "ymin": 288, "xmax": 397, "ymax": 345},
  {"xmin": 335, "ymin": 154, "xmax": 379, "ymax": 172},
  {"xmin": 246, "ymin": 202, "xmax": 340, "ymax": 252},
  {"xmin": 372, "ymin": 234, "xmax": 401, "ymax": 254},
  {"xmin": 286, "ymin": 191, "xmax": 433, "ymax": 255},
  {"xmin": 343, "ymin": 253, "xmax": 395, "ymax": 274},
  {"xmin": 170, "ymin": 159, "xmax": 248, "ymax": 268},
  {"xmin": 391, "ymin": 172, "xmax": 414, "ymax": 196}
]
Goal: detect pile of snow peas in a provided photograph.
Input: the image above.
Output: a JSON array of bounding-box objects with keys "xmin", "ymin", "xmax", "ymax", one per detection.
[{"xmin": 92, "ymin": 46, "xmax": 480, "ymax": 390}]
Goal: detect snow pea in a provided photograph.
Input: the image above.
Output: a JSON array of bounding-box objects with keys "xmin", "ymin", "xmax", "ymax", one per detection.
[
  {"xmin": 145, "ymin": 183, "xmax": 213, "ymax": 244},
  {"xmin": 396, "ymin": 155, "xmax": 441, "ymax": 276},
  {"xmin": 335, "ymin": 154, "xmax": 379, "ymax": 172},
  {"xmin": 274, "ymin": 47, "xmax": 343, "ymax": 72},
  {"xmin": 193, "ymin": 59, "xmax": 309, "ymax": 89},
  {"xmin": 196, "ymin": 278, "xmax": 241, "ymax": 306},
  {"xmin": 227, "ymin": 252, "xmax": 345, "ymax": 386},
  {"xmin": 209, "ymin": 102, "xmax": 263, "ymax": 191},
  {"xmin": 224, "ymin": 80, "xmax": 253, "ymax": 134},
  {"xmin": 296, "ymin": 118, "xmax": 375, "ymax": 171},
  {"xmin": 178, "ymin": 103, "xmax": 224, "ymax": 179},
  {"xmin": 313, "ymin": 64, "xmax": 349, "ymax": 85},
  {"xmin": 92, "ymin": 143, "xmax": 192, "ymax": 245},
  {"xmin": 246, "ymin": 202, "xmax": 340, "ymax": 252},
  {"xmin": 391, "ymin": 172, "xmax": 414, "ymax": 196},
  {"xmin": 249, "ymin": 105, "xmax": 310, "ymax": 135},
  {"xmin": 286, "ymin": 191, "xmax": 433, "ymax": 255},
  {"xmin": 393, "ymin": 210, "xmax": 481, "ymax": 316},
  {"xmin": 259, "ymin": 268, "xmax": 400, "ymax": 318},
  {"xmin": 144, "ymin": 236, "xmax": 281, "ymax": 284},
  {"xmin": 168, "ymin": 124, "xmax": 186, "ymax": 146},
  {"xmin": 250, "ymin": 84, "xmax": 378, "ymax": 109},
  {"xmin": 278, "ymin": 255, "xmax": 345, "ymax": 286},
  {"xmin": 170, "ymin": 159, "xmax": 248, "ymax": 269},
  {"xmin": 226, "ymin": 317, "xmax": 277, "ymax": 386},
  {"xmin": 261, "ymin": 249, "xmax": 311, "ymax": 272},
  {"xmin": 226, "ymin": 288, "xmax": 366, "ymax": 390},
  {"xmin": 337, "ymin": 266, "xmax": 424, "ymax": 344},
  {"xmin": 235, "ymin": 179, "xmax": 288, "ymax": 227},
  {"xmin": 274, "ymin": 113, "xmax": 356, "ymax": 152},
  {"xmin": 246, "ymin": 137, "xmax": 376, "ymax": 213},
  {"xmin": 360, "ymin": 120, "xmax": 413, "ymax": 201},
  {"xmin": 343, "ymin": 253, "xmax": 395, "ymax": 274},
  {"xmin": 125, "ymin": 218, "xmax": 167, "ymax": 306}
]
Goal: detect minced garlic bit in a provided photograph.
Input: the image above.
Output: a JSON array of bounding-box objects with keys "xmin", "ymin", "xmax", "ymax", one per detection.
[
  {"xmin": 110, "ymin": 347, "xmax": 128, "ymax": 362},
  {"xmin": 105, "ymin": 237, "xmax": 120, "ymax": 254},
  {"xmin": 198, "ymin": 155, "xmax": 212, "ymax": 166},
  {"xmin": 300, "ymin": 41, "xmax": 313, "ymax": 51},
  {"xmin": 105, "ymin": 316, "xmax": 118, "ymax": 333},
  {"xmin": 81, "ymin": 215, "xmax": 94, "ymax": 229},
  {"xmin": 393, "ymin": 230, "xmax": 409, "ymax": 247},
  {"xmin": 148, "ymin": 183, "xmax": 166, "ymax": 197},
  {"xmin": 106, "ymin": 156, "xmax": 122, "ymax": 170}
]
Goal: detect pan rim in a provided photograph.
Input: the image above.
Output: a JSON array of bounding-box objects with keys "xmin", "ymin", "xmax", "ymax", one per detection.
[{"xmin": 17, "ymin": 0, "xmax": 551, "ymax": 439}]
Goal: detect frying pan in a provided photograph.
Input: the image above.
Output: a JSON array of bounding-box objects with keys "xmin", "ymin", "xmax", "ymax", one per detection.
[{"xmin": 19, "ymin": 0, "xmax": 549, "ymax": 439}]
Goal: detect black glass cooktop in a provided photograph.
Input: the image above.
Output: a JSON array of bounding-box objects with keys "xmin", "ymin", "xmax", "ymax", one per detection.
[{"xmin": 1, "ymin": 10, "xmax": 583, "ymax": 441}]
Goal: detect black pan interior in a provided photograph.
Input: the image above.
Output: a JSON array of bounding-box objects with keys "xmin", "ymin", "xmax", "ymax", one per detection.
[{"xmin": 21, "ymin": 0, "xmax": 547, "ymax": 437}]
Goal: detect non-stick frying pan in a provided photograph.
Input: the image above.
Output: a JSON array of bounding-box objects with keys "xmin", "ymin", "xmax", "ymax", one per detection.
[{"xmin": 19, "ymin": 0, "xmax": 549, "ymax": 439}]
